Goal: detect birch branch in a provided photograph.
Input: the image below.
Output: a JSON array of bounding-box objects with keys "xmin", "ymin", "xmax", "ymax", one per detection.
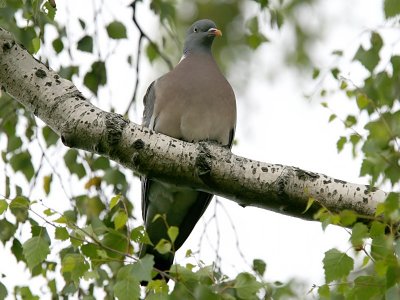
[{"xmin": 0, "ymin": 28, "xmax": 386, "ymax": 222}]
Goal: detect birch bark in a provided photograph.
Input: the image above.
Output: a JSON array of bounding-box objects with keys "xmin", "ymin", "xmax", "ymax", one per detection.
[{"xmin": 0, "ymin": 28, "xmax": 386, "ymax": 222}]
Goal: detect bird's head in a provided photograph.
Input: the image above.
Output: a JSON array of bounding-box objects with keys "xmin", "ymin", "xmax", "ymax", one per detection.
[{"xmin": 183, "ymin": 19, "xmax": 222, "ymax": 55}]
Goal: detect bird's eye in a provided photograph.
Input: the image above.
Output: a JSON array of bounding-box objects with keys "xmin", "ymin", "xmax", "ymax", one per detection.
[{"xmin": 193, "ymin": 27, "xmax": 198, "ymax": 33}]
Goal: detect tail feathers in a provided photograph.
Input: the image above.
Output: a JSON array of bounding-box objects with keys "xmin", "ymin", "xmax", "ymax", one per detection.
[{"xmin": 139, "ymin": 244, "xmax": 174, "ymax": 285}]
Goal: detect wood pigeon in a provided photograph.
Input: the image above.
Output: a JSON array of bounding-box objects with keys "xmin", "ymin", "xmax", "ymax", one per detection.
[{"xmin": 140, "ymin": 19, "xmax": 237, "ymax": 280}]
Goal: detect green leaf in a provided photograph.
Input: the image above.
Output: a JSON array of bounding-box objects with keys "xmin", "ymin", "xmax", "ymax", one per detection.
[
  {"xmin": 78, "ymin": 18, "xmax": 86, "ymax": 29},
  {"xmin": 331, "ymin": 68, "xmax": 339, "ymax": 79},
  {"xmin": 318, "ymin": 284, "xmax": 330, "ymax": 298},
  {"xmin": 146, "ymin": 43, "xmax": 158, "ymax": 63},
  {"xmin": 131, "ymin": 254, "xmax": 154, "ymax": 282},
  {"xmin": 149, "ymin": 0, "xmax": 175, "ymax": 22},
  {"xmin": 312, "ymin": 68, "xmax": 320, "ymax": 79},
  {"xmin": 339, "ymin": 210, "xmax": 357, "ymax": 226},
  {"xmin": 332, "ymin": 50, "xmax": 343, "ymax": 56},
  {"xmin": 31, "ymin": 226, "xmax": 51, "ymax": 244},
  {"xmin": 391, "ymin": 55, "xmax": 400, "ymax": 75},
  {"xmin": 81, "ymin": 243, "xmax": 100, "ymax": 258},
  {"xmin": 61, "ymin": 253, "xmax": 90, "ymax": 283},
  {"xmin": 14, "ymin": 286, "xmax": 38, "ymax": 299},
  {"xmin": 185, "ymin": 249, "xmax": 193, "ymax": 257},
  {"xmin": 384, "ymin": 0, "xmax": 400, "ymax": 18},
  {"xmin": 110, "ymin": 194, "xmax": 121, "ymax": 209},
  {"xmin": 384, "ymin": 192, "xmax": 400, "ymax": 215},
  {"xmin": 64, "ymin": 149, "xmax": 86, "ymax": 179},
  {"xmin": 113, "ymin": 262, "xmax": 148, "ymax": 298},
  {"xmin": 375, "ymin": 203, "xmax": 385, "ymax": 217},
  {"xmin": 234, "ymin": 272, "xmax": 262, "ymax": 299},
  {"xmin": 22, "ymin": 236, "xmax": 50, "ymax": 270},
  {"xmin": 350, "ymin": 223, "xmax": 369, "ymax": 248},
  {"xmin": 31, "ymin": 36, "xmax": 40, "ymax": 53},
  {"xmin": 131, "ymin": 225, "xmax": 152, "ymax": 245},
  {"xmin": 375, "ymin": 71, "xmax": 394, "ymax": 106},
  {"xmin": 167, "ymin": 226, "xmax": 179, "ymax": 243},
  {"xmin": 113, "ymin": 275, "xmax": 140, "ymax": 300},
  {"xmin": 103, "ymin": 168, "xmax": 127, "ymax": 191},
  {"xmin": 349, "ymin": 134, "xmax": 361, "ymax": 157},
  {"xmin": 9, "ymin": 196, "xmax": 30, "ymax": 222},
  {"xmin": 43, "ymin": 174, "xmax": 52, "ymax": 195},
  {"xmin": 302, "ymin": 197, "xmax": 315, "ymax": 214},
  {"xmin": 77, "ymin": 35, "xmax": 93, "ymax": 53},
  {"xmin": 270, "ymin": 9, "xmax": 284, "ymax": 28},
  {"xmin": 152, "ymin": 214, "xmax": 163, "ymax": 223},
  {"xmin": 7, "ymin": 136, "xmax": 22, "ymax": 152},
  {"xmin": 83, "ymin": 61, "xmax": 107, "ymax": 95},
  {"xmin": 246, "ymin": 32, "xmax": 268, "ymax": 49},
  {"xmin": 92, "ymin": 156, "xmax": 110, "ymax": 170},
  {"xmin": 323, "ymin": 248, "xmax": 354, "ymax": 283},
  {"xmin": 0, "ymin": 219, "xmax": 16, "ymax": 243},
  {"xmin": 53, "ymin": 215, "xmax": 67, "ymax": 224},
  {"xmin": 362, "ymin": 256, "xmax": 370, "ymax": 268},
  {"xmin": 246, "ymin": 16, "xmax": 259, "ymax": 34},
  {"xmin": 375, "ymin": 260, "xmax": 388, "ymax": 277},
  {"xmin": 350, "ymin": 276, "xmax": 384, "ymax": 299},
  {"xmin": 114, "ymin": 210, "xmax": 128, "ymax": 230},
  {"xmin": 252, "ymin": 0, "xmax": 269, "ymax": 8},
  {"xmin": 10, "ymin": 151, "xmax": 35, "ymax": 181},
  {"xmin": 386, "ymin": 265, "xmax": 400, "ymax": 288},
  {"xmin": 0, "ymin": 281, "xmax": 7, "ymax": 299},
  {"xmin": 52, "ymin": 37, "xmax": 64, "ymax": 53},
  {"xmin": 9, "ymin": 237, "xmax": 24, "ymax": 262},
  {"xmin": 59, "ymin": 65, "xmax": 79, "ymax": 80},
  {"xmin": 353, "ymin": 32, "xmax": 382, "ymax": 72},
  {"xmin": 328, "ymin": 114, "xmax": 336, "ymax": 123},
  {"xmin": 371, "ymin": 235, "xmax": 392, "ymax": 260},
  {"xmin": 101, "ymin": 230, "xmax": 128, "ymax": 259},
  {"xmin": 252, "ymin": 259, "xmax": 266, "ymax": 277},
  {"xmin": 76, "ymin": 196, "xmax": 105, "ymax": 218},
  {"xmin": 354, "ymin": 46, "xmax": 379, "ymax": 72},
  {"xmin": 370, "ymin": 221, "xmax": 385, "ymax": 238},
  {"xmin": 55, "ymin": 227, "xmax": 69, "ymax": 241},
  {"xmin": 155, "ymin": 239, "xmax": 171, "ymax": 255},
  {"xmin": 344, "ymin": 115, "xmax": 357, "ymax": 128},
  {"xmin": 0, "ymin": 199, "xmax": 8, "ymax": 214},
  {"xmin": 43, "ymin": 1, "xmax": 56, "ymax": 20},
  {"xmin": 106, "ymin": 21, "xmax": 127, "ymax": 39},
  {"xmin": 336, "ymin": 136, "xmax": 347, "ymax": 153},
  {"xmin": 360, "ymin": 158, "xmax": 378, "ymax": 183},
  {"xmin": 42, "ymin": 126, "xmax": 58, "ymax": 147}
]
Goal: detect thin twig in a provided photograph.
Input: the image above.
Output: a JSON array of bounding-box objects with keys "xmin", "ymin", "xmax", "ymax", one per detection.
[
  {"xmin": 218, "ymin": 201, "xmax": 251, "ymax": 269},
  {"xmin": 124, "ymin": 34, "xmax": 143, "ymax": 115},
  {"xmin": 130, "ymin": 1, "xmax": 173, "ymax": 70}
]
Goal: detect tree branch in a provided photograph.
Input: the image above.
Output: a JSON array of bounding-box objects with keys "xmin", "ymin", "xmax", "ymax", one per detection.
[{"xmin": 0, "ymin": 27, "xmax": 386, "ymax": 223}]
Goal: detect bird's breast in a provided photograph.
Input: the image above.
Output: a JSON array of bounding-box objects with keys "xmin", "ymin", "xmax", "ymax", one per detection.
[{"xmin": 153, "ymin": 58, "xmax": 236, "ymax": 145}]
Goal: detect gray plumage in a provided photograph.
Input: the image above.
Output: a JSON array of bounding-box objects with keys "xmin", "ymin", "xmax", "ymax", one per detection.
[{"xmin": 140, "ymin": 19, "xmax": 236, "ymax": 280}]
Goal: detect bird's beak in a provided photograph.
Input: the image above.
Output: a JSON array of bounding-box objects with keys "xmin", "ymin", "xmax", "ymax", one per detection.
[{"xmin": 208, "ymin": 28, "xmax": 222, "ymax": 37}]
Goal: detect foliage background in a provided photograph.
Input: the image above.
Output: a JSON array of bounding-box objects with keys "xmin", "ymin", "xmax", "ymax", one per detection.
[{"xmin": 0, "ymin": 0, "xmax": 400, "ymax": 299}]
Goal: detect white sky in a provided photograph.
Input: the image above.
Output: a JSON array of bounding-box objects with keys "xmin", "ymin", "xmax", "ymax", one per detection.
[{"xmin": 0, "ymin": 0, "xmax": 394, "ymax": 298}]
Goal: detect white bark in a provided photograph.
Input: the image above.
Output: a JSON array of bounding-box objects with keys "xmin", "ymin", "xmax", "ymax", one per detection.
[{"xmin": 0, "ymin": 28, "xmax": 386, "ymax": 222}]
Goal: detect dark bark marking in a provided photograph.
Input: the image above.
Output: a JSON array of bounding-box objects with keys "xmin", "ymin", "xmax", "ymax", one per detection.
[
  {"xmin": 132, "ymin": 139, "xmax": 145, "ymax": 150},
  {"xmin": 35, "ymin": 69, "xmax": 46, "ymax": 78}
]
